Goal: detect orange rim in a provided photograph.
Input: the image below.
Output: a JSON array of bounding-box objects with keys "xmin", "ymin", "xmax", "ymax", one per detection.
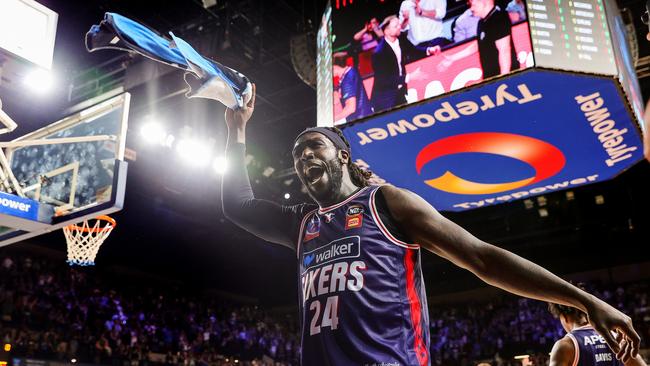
[{"xmin": 65, "ymin": 215, "xmax": 116, "ymax": 233}]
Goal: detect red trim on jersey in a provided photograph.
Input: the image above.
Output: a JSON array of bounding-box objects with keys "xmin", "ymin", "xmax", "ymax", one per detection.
[
  {"xmin": 318, "ymin": 186, "xmax": 369, "ymax": 214},
  {"xmin": 296, "ymin": 209, "xmax": 318, "ymax": 258},
  {"xmin": 404, "ymin": 250, "xmax": 429, "ymax": 366},
  {"xmin": 369, "ymin": 186, "xmax": 419, "ymax": 249}
]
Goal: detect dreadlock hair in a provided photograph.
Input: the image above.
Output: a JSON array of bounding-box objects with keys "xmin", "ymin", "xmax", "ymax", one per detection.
[
  {"xmin": 548, "ymin": 282, "xmax": 588, "ymax": 320},
  {"xmin": 325, "ymin": 127, "xmax": 373, "ymax": 187}
]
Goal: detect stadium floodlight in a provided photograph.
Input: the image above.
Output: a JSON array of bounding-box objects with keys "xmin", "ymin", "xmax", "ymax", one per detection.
[
  {"xmin": 213, "ymin": 156, "xmax": 228, "ymax": 174},
  {"xmin": 140, "ymin": 120, "xmax": 167, "ymax": 145},
  {"xmin": 176, "ymin": 138, "xmax": 212, "ymax": 166},
  {"xmin": 23, "ymin": 68, "xmax": 54, "ymax": 94}
]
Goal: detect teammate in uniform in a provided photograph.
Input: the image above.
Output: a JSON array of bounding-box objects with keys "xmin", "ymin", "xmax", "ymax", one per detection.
[
  {"xmin": 548, "ymin": 285, "xmax": 647, "ymax": 366},
  {"xmin": 221, "ymin": 85, "xmax": 641, "ymax": 365}
]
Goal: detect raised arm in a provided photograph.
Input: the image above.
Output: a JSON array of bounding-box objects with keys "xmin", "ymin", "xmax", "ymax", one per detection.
[
  {"xmin": 380, "ymin": 185, "xmax": 641, "ymax": 361},
  {"xmin": 221, "ymin": 84, "xmax": 308, "ymax": 250}
]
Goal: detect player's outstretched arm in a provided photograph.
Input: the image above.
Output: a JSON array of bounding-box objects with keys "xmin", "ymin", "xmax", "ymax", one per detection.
[
  {"xmin": 549, "ymin": 337, "xmax": 575, "ymax": 366},
  {"xmin": 379, "ymin": 185, "xmax": 641, "ymax": 361},
  {"xmin": 221, "ymin": 84, "xmax": 309, "ymax": 250}
]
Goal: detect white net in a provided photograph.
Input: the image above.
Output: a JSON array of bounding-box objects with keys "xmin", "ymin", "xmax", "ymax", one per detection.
[{"xmin": 63, "ymin": 216, "xmax": 115, "ymax": 266}]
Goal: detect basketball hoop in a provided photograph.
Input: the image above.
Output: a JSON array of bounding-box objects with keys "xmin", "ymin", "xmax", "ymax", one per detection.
[{"xmin": 63, "ymin": 215, "xmax": 116, "ymax": 266}]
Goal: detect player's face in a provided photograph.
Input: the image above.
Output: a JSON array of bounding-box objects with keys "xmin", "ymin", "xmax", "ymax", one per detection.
[{"xmin": 292, "ymin": 132, "xmax": 344, "ymax": 202}]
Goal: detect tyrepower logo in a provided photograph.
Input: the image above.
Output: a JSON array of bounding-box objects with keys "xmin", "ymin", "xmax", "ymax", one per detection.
[
  {"xmin": 415, "ymin": 132, "xmax": 566, "ymax": 195},
  {"xmin": 0, "ymin": 197, "xmax": 32, "ymax": 212}
]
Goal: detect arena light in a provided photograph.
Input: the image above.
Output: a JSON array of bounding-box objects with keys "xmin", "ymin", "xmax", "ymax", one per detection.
[
  {"xmin": 71, "ymin": 359, "xmax": 77, "ymax": 364},
  {"xmin": 176, "ymin": 138, "xmax": 212, "ymax": 167},
  {"xmin": 284, "ymin": 193, "xmax": 291, "ymax": 200},
  {"xmin": 23, "ymin": 68, "xmax": 54, "ymax": 94},
  {"xmin": 140, "ymin": 120, "xmax": 168, "ymax": 145},
  {"xmin": 213, "ymin": 156, "xmax": 228, "ymax": 174},
  {"xmin": 262, "ymin": 166, "xmax": 275, "ymax": 177},
  {"xmin": 3, "ymin": 343, "xmax": 10, "ymax": 352}
]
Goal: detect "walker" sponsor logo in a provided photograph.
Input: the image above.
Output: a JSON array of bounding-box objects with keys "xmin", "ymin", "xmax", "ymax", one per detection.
[
  {"xmin": 575, "ymin": 92, "xmax": 637, "ymax": 167},
  {"xmin": 302, "ymin": 236, "xmax": 361, "ymax": 271}
]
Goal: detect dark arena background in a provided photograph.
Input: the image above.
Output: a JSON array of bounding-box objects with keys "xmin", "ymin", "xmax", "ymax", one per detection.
[{"xmin": 1, "ymin": 0, "xmax": 649, "ymax": 365}]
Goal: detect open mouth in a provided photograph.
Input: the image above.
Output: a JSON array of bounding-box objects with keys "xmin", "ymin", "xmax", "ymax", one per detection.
[{"xmin": 305, "ymin": 165, "xmax": 325, "ymax": 185}]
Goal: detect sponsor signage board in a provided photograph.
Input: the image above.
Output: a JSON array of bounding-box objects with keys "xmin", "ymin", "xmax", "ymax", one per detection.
[{"xmin": 341, "ymin": 70, "xmax": 643, "ymax": 211}]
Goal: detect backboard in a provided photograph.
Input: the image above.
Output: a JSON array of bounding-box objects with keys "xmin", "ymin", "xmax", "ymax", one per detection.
[{"xmin": 0, "ymin": 93, "xmax": 129, "ymax": 247}]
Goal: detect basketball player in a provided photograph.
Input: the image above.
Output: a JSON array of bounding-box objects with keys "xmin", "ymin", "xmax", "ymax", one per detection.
[
  {"xmin": 548, "ymin": 285, "xmax": 647, "ymax": 366},
  {"xmin": 221, "ymin": 85, "xmax": 641, "ymax": 365}
]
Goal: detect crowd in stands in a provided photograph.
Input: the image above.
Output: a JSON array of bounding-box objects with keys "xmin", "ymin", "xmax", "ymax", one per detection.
[
  {"xmin": 1, "ymin": 251, "xmax": 648, "ymax": 366},
  {"xmin": 0, "ymin": 254, "xmax": 299, "ymax": 366}
]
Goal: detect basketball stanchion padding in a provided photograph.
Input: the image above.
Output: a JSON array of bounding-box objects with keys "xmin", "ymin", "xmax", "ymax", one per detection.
[{"xmin": 63, "ymin": 215, "xmax": 116, "ymax": 266}]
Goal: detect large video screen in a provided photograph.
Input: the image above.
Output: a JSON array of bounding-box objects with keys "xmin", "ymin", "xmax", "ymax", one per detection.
[
  {"xmin": 528, "ymin": 0, "xmax": 617, "ymax": 75},
  {"xmin": 329, "ymin": 0, "xmax": 533, "ymax": 125},
  {"xmin": 603, "ymin": 0, "xmax": 643, "ymax": 123}
]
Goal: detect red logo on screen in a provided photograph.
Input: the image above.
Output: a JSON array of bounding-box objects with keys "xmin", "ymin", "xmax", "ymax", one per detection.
[{"xmin": 415, "ymin": 133, "xmax": 566, "ymax": 195}]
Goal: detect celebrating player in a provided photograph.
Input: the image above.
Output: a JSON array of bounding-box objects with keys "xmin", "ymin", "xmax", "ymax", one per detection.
[{"xmin": 221, "ymin": 84, "xmax": 641, "ymax": 365}]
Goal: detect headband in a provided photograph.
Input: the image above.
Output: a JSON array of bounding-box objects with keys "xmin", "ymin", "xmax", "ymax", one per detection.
[{"xmin": 294, "ymin": 127, "xmax": 350, "ymax": 153}]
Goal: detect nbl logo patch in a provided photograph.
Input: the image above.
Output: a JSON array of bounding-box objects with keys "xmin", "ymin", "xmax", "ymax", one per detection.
[{"xmin": 345, "ymin": 204, "xmax": 364, "ymax": 230}]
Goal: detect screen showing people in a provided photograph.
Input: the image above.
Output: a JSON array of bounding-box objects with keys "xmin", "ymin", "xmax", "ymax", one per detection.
[{"xmin": 330, "ymin": 0, "xmax": 533, "ymax": 125}]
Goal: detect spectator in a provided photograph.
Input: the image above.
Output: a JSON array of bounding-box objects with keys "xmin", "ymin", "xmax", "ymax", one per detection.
[
  {"xmin": 452, "ymin": 0, "xmax": 481, "ymax": 43},
  {"xmin": 438, "ymin": 0, "xmax": 519, "ymax": 78},
  {"xmin": 506, "ymin": 0, "xmax": 527, "ymax": 23},
  {"xmin": 333, "ymin": 52, "xmax": 373, "ymax": 123},
  {"xmin": 400, "ymin": 0, "xmax": 450, "ymax": 48},
  {"xmin": 352, "ymin": 17, "xmax": 383, "ymax": 52},
  {"xmin": 370, "ymin": 15, "xmax": 433, "ymax": 111}
]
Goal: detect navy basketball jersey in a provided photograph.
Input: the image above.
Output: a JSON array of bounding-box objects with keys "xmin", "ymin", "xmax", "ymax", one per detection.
[
  {"xmin": 296, "ymin": 185, "xmax": 430, "ymax": 366},
  {"xmin": 566, "ymin": 325, "xmax": 623, "ymax": 366}
]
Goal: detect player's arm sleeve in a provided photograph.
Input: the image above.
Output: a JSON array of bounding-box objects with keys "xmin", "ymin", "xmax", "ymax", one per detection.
[{"xmin": 221, "ymin": 142, "xmax": 307, "ymax": 250}]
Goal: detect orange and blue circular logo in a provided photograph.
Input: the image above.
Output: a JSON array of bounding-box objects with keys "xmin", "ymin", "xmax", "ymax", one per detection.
[
  {"xmin": 415, "ymin": 132, "xmax": 566, "ymax": 195},
  {"xmin": 341, "ymin": 72, "xmax": 644, "ymax": 211}
]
